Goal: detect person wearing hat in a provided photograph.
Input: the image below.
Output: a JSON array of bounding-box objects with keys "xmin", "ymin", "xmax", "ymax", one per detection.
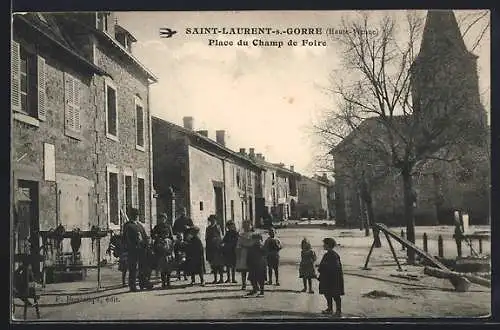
[
  {"xmin": 205, "ymin": 215, "xmax": 225, "ymax": 284},
  {"xmin": 222, "ymin": 221, "xmax": 239, "ymax": 283},
  {"xmin": 184, "ymin": 226, "xmax": 205, "ymax": 286},
  {"xmin": 318, "ymin": 237, "xmax": 344, "ymax": 317},
  {"xmin": 152, "ymin": 213, "xmax": 174, "ymax": 241},
  {"xmin": 264, "ymin": 227, "xmax": 282, "ymax": 286},
  {"xmin": 173, "ymin": 207, "xmax": 194, "ymax": 236},
  {"xmin": 122, "ymin": 208, "xmax": 142, "ymax": 291}
]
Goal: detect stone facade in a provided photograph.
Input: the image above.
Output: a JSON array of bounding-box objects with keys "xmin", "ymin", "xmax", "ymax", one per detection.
[
  {"xmin": 11, "ymin": 13, "xmax": 157, "ymax": 267},
  {"xmin": 152, "ymin": 117, "xmax": 263, "ymax": 239},
  {"xmin": 297, "ymin": 175, "xmax": 330, "ymax": 219}
]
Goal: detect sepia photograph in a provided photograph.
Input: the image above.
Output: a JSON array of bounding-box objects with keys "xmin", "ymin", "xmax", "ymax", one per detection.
[{"xmin": 10, "ymin": 9, "xmax": 491, "ymax": 321}]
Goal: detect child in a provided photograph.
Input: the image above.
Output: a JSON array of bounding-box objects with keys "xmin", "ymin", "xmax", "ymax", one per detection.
[
  {"xmin": 184, "ymin": 226, "xmax": 205, "ymax": 286},
  {"xmin": 246, "ymin": 233, "xmax": 267, "ymax": 296},
  {"xmin": 318, "ymin": 237, "xmax": 344, "ymax": 317},
  {"xmin": 174, "ymin": 233, "xmax": 188, "ymax": 281},
  {"xmin": 264, "ymin": 228, "xmax": 282, "ymax": 286},
  {"xmin": 222, "ymin": 221, "xmax": 239, "ymax": 283},
  {"xmin": 299, "ymin": 238, "xmax": 317, "ymax": 293}
]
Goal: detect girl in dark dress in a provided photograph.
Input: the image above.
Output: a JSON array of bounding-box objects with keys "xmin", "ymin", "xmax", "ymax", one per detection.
[
  {"xmin": 174, "ymin": 233, "xmax": 188, "ymax": 281},
  {"xmin": 205, "ymin": 215, "xmax": 225, "ymax": 284},
  {"xmin": 299, "ymin": 238, "xmax": 317, "ymax": 293},
  {"xmin": 318, "ymin": 237, "xmax": 344, "ymax": 317},
  {"xmin": 184, "ymin": 226, "xmax": 205, "ymax": 286},
  {"xmin": 222, "ymin": 221, "xmax": 239, "ymax": 283},
  {"xmin": 246, "ymin": 233, "xmax": 267, "ymax": 296}
]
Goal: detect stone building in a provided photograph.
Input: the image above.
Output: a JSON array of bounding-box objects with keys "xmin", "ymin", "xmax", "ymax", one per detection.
[
  {"xmin": 297, "ymin": 174, "xmax": 331, "ymax": 220},
  {"xmin": 332, "ymin": 10, "xmax": 489, "ymax": 227},
  {"xmin": 249, "ymin": 153, "xmax": 301, "ymax": 224},
  {"xmin": 11, "ymin": 12, "xmax": 157, "ymax": 270},
  {"xmin": 152, "ymin": 116, "xmax": 264, "ymax": 240}
]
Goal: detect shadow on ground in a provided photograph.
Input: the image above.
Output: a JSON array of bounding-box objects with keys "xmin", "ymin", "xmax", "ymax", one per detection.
[{"xmin": 238, "ymin": 310, "xmax": 355, "ymax": 319}]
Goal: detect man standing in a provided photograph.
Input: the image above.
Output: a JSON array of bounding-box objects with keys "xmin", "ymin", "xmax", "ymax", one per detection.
[
  {"xmin": 173, "ymin": 207, "xmax": 194, "ymax": 236},
  {"xmin": 122, "ymin": 208, "xmax": 141, "ymax": 292},
  {"xmin": 135, "ymin": 212, "xmax": 153, "ymax": 290}
]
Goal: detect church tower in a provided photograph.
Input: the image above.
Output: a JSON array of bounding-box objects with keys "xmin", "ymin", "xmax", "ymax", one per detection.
[{"xmin": 411, "ymin": 10, "xmax": 487, "ymax": 130}]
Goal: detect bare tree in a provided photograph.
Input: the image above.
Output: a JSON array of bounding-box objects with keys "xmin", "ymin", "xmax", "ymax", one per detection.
[{"xmin": 315, "ymin": 11, "xmax": 489, "ymax": 264}]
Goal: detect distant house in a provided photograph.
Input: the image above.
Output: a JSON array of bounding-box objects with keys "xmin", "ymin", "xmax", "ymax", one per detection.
[
  {"xmin": 11, "ymin": 12, "xmax": 157, "ymax": 271},
  {"xmin": 152, "ymin": 116, "xmax": 264, "ymax": 239},
  {"xmin": 297, "ymin": 174, "xmax": 331, "ymax": 220}
]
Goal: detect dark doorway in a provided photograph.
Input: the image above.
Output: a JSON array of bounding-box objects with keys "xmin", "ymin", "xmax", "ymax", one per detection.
[
  {"xmin": 249, "ymin": 197, "xmax": 253, "ymax": 222},
  {"xmin": 15, "ymin": 180, "xmax": 40, "ymax": 276},
  {"xmin": 290, "ymin": 199, "xmax": 297, "ymax": 220},
  {"xmin": 214, "ymin": 186, "xmax": 224, "ymax": 232}
]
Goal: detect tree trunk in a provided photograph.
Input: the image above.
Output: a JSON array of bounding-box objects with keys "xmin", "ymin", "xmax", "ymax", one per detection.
[
  {"xmin": 366, "ymin": 200, "xmax": 382, "ymax": 247},
  {"xmin": 402, "ymin": 170, "xmax": 416, "ymax": 265}
]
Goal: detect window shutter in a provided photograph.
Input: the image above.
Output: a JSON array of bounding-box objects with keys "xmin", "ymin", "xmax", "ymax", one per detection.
[
  {"xmin": 73, "ymin": 78, "xmax": 81, "ymax": 131},
  {"xmin": 65, "ymin": 73, "xmax": 75, "ymax": 130},
  {"xmin": 37, "ymin": 55, "xmax": 47, "ymax": 121},
  {"xmin": 11, "ymin": 41, "xmax": 21, "ymax": 111}
]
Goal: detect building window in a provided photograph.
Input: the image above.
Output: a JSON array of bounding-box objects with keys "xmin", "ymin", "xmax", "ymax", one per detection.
[
  {"xmin": 124, "ymin": 174, "xmax": 133, "ymax": 215},
  {"xmin": 230, "ymin": 200, "xmax": 235, "ymax": 221},
  {"xmin": 200, "ymin": 201, "xmax": 204, "ymax": 211},
  {"xmin": 11, "ymin": 41, "xmax": 46, "ymax": 123},
  {"xmin": 135, "ymin": 96, "xmax": 145, "ymax": 150},
  {"xmin": 105, "ymin": 79, "xmax": 118, "ymax": 140},
  {"xmin": 64, "ymin": 72, "xmax": 81, "ymax": 136},
  {"xmin": 137, "ymin": 176, "xmax": 146, "ymax": 223},
  {"xmin": 107, "ymin": 167, "xmax": 120, "ymax": 229},
  {"xmin": 96, "ymin": 12, "xmax": 109, "ymax": 32}
]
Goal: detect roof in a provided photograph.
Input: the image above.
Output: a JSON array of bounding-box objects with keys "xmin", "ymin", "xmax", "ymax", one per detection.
[
  {"xmin": 60, "ymin": 15, "xmax": 158, "ymax": 83},
  {"xmin": 299, "ymin": 175, "xmax": 331, "ymax": 187},
  {"xmin": 14, "ymin": 13, "xmax": 108, "ymax": 77},
  {"xmin": 152, "ymin": 116, "xmax": 265, "ymax": 171},
  {"xmin": 115, "ymin": 24, "xmax": 137, "ymax": 42}
]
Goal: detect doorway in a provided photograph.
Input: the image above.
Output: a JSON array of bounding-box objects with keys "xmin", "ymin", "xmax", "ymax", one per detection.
[
  {"xmin": 213, "ymin": 186, "xmax": 224, "ymax": 232},
  {"xmin": 15, "ymin": 180, "xmax": 40, "ymax": 275}
]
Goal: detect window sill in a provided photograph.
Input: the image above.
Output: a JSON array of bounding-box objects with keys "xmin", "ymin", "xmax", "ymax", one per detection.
[
  {"xmin": 13, "ymin": 112, "xmax": 40, "ymax": 127},
  {"xmin": 135, "ymin": 145, "xmax": 145, "ymax": 152},
  {"xmin": 106, "ymin": 133, "xmax": 119, "ymax": 142},
  {"xmin": 65, "ymin": 129, "xmax": 82, "ymax": 141}
]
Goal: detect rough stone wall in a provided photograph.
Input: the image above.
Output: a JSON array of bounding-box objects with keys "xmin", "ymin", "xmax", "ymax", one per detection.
[{"xmin": 93, "ymin": 44, "xmax": 153, "ymax": 234}]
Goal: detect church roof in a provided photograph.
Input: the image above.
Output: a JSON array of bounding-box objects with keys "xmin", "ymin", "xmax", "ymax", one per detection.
[{"xmin": 418, "ymin": 10, "xmax": 471, "ymax": 58}]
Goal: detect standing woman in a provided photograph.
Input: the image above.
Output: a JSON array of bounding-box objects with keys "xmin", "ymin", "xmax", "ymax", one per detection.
[
  {"xmin": 235, "ymin": 220, "xmax": 254, "ymax": 290},
  {"xmin": 318, "ymin": 237, "xmax": 344, "ymax": 317},
  {"xmin": 184, "ymin": 226, "xmax": 206, "ymax": 286},
  {"xmin": 205, "ymin": 215, "xmax": 225, "ymax": 284},
  {"xmin": 222, "ymin": 221, "xmax": 239, "ymax": 283}
]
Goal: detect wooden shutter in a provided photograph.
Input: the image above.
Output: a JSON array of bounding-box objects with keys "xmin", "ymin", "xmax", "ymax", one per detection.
[
  {"xmin": 65, "ymin": 73, "xmax": 75, "ymax": 130},
  {"xmin": 11, "ymin": 41, "xmax": 21, "ymax": 111},
  {"xmin": 37, "ymin": 55, "xmax": 46, "ymax": 121},
  {"xmin": 73, "ymin": 78, "xmax": 81, "ymax": 131}
]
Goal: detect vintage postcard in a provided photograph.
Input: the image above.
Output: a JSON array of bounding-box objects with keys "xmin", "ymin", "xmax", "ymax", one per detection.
[{"xmin": 10, "ymin": 9, "xmax": 491, "ymax": 321}]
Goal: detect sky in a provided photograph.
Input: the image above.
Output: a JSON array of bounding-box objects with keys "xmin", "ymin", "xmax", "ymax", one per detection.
[{"xmin": 116, "ymin": 10, "xmax": 490, "ymax": 176}]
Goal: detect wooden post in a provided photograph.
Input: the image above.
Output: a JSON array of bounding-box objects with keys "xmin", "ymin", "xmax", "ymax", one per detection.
[
  {"xmin": 479, "ymin": 238, "xmax": 483, "ymax": 254},
  {"xmin": 438, "ymin": 235, "xmax": 444, "ymax": 258},
  {"xmin": 423, "ymin": 233, "xmax": 428, "ymax": 253},
  {"xmin": 401, "ymin": 230, "xmax": 405, "ymax": 251},
  {"xmin": 384, "ymin": 232, "xmax": 403, "ymax": 271},
  {"xmin": 363, "ymin": 238, "xmax": 377, "ymax": 270},
  {"xmin": 97, "ymin": 237, "xmax": 101, "ymax": 290}
]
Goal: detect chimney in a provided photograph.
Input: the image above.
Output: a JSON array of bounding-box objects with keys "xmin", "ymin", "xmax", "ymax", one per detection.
[
  {"xmin": 239, "ymin": 148, "xmax": 246, "ymax": 155},
  {"xmin": 183, "ymin": 116, "xmax": 194, "ymax": 130},
  {"xmin": 290, "ymin": 165, "xmax": 295, "ymax": 172},
  {"xmin": 197, "ymin": 130, "xmax": 208, "ymax": 137},
  {"xmin": 215, "ymin": 130, "xmax": 226, "ymax": 146},
  {"xmin": 249, "ymin": 148, "xmax": 255, "ymax": 159}
]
